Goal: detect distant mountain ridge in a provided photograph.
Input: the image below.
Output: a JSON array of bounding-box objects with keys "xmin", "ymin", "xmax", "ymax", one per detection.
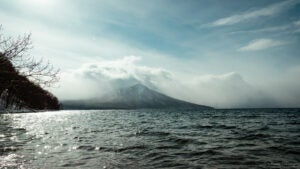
[{"xmin": 62, "ymin": 84, "xmax": 212, "ymax": 109}]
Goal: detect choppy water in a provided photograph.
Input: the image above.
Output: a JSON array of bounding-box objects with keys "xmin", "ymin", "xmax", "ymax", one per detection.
[{"xmin": 0, "ymin": 109, "xmax": 300, "ymax": 169}]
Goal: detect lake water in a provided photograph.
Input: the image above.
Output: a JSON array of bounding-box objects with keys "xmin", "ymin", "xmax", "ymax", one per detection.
[{"xmin": 0, "ymin": 109, "xmax": 300, "ymax": 169}]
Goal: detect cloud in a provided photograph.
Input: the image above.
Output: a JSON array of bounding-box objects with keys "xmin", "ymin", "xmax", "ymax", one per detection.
[
  {"xmin": 260, "ymin": 65, "xmax": 300, "ymax": 108},
  {"xmin": 293, "ymin": 20, "xmax": 300, "ymax": 26},
  {"xmin": 230, "ymin": 25, "xmax": 290, "ymax": 34},
  {"xmin": 51, "ymin": 57, "xmax": 286, "ymax": 108},
  {"xmin": 52, "ymin": 56, "xmax": 173, "ymax": 100},
  {"xmin": 158, "ymin": 72, "xmax": 278, "ymax": 108},
  {"xmin": 211, "ymin": 0, "xmax": 299, "ymax": 26},
  {"xmin": 0, "ymin": 4, "xmax": 176, "ymax": 71},
  {"xmin": 230, "ymin": 19, "xmax": 300, "ymax": 35},
  {"xmin": 293, "ymin": 20, "xmax": 300, "ymax": 33},
  {"xmin": 51, "ymin": 57, "xmax": 300, "ymax": 108},
  {"xmin": 239, "ymin": 39, "xmax": 285, "ymax": 51}
]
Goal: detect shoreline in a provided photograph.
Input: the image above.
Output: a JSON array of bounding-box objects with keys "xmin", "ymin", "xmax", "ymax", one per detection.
[{"xmin": 1, "ymin": 107, "xmax": 300, "ymax": 115}]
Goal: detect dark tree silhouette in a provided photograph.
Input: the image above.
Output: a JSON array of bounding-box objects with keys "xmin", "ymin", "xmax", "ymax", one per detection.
[{"xmin": 0, "ymin": 25, "xmax": 60, "ymax": 110}]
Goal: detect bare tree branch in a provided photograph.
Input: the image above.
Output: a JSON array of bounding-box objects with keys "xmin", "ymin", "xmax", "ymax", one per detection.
[
  {"xmin": 0, "ymin": 25, "xmax": 60, "ymax": 87},
  {"xmin": 0, "ymin": 25, "xmax": 60, "ymax": 110}
]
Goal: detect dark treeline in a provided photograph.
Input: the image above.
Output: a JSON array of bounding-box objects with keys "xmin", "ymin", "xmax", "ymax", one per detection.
[
  {"xmin": 0, "ymin": 53, "xmax": 59, "ymax": 110},
  {"xmin": 0, "ymin": 26, "xmax": 60, "ymax": 111}
]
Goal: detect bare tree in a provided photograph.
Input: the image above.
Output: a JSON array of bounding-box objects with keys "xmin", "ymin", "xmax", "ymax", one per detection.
[
  {"xmin": 0, "ymin": 25, "xmax": 59, "ymax": 87},
  {"xmin": 0, "ymin": 25, "xmax": 60, "ymax": 110}
]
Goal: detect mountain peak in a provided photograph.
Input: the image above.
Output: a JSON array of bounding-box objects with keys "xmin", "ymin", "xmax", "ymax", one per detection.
[
  {"xmin": 127, "ymin": 83, "xmax": 150, "ymax": 93},
  {"xmin": 130, "ymin": 83, "xmax": 149, "ymax": 90}
]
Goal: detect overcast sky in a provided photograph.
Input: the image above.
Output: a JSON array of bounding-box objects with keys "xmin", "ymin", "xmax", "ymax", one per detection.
[{"xmin": 1, "ymin": 0, "xmax": 300, "ymax": 108}]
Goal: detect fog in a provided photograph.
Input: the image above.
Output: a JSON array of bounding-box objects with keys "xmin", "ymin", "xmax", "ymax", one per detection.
[{"xmin": 52, "ymin": 56, "xmax": 300, "ymax": 108}]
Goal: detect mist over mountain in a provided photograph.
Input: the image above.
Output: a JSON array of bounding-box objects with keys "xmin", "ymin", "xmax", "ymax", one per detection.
[
  {"xmin": 62, "ymin": 84, "xmax": 211, "ymax": 109},
  {"xmin": 54, "ymin": 57, "xmax": 285, "ymax": 109}
]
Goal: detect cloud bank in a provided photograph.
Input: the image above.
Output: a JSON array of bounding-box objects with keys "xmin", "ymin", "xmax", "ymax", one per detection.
[{"xmin": 51, "ymin": 56, "xmax": 300, "ymax": 108}]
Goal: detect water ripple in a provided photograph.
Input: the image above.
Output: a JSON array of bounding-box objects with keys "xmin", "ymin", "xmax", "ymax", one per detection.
[{"xmin": 0, "ymin": 109, "xmax": 300, "ymax": 168}]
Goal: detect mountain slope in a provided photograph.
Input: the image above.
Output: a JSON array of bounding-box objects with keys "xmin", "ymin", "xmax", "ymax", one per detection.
[{"xmin": 62, "ymin": 84, "xmax": 212, "ymax": 109}]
